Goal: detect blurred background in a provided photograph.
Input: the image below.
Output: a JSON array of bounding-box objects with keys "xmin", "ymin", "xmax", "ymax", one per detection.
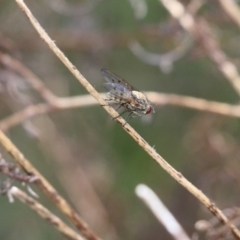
[{"xmin": 1, "ymin": 0, "xmax": 240, "ymax": 239}]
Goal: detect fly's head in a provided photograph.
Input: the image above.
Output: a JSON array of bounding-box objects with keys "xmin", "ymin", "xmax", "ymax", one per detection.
[{"xmin": 131, "ymin": 91, "xmax": 154, "ymax": 115}]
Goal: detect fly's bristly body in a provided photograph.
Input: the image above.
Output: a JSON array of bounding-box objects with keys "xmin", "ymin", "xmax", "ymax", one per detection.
[{"xmin": 101, "ymin": 68, "xmax": 154, "ymax": 120}]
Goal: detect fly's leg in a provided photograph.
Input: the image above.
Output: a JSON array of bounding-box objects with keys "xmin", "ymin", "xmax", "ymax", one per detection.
[
  {"xmin": 100, "ymin": 98, "xmax": 111, "ymax": 107},
  {"xmin": 102, "ymin": 101, "xmax": 127, "ymax": 123},
  {"xmin": 125, "ymin": 112, "xmax": 134, "ymax": 122},
  {"xmin": 115, "ymin": 104, "xmax": 123, "ymax": 112},
  {"xmin": 112, "ymin": 109, "xmax": 127, "ymax": 120},
  {"xmin": 122, "ymin": 112, "xmax": 134, "ymax": 126},
  {"xmin": 111, "ymin": 102, "xmax": 127, "ymax": 119}
]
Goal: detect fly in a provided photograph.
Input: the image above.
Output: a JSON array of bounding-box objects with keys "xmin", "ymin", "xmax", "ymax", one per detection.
[{"xmin": 101, "ymin": 68, "xmax": 154, "ymax": 122}]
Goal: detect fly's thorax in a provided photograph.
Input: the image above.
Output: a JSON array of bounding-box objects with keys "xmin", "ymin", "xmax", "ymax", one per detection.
[
  {"xmin": 131, "ymin": 90, "xmax": 149, "ymax": 107},
  {"xmin": 131, "ymin": 91, "xmax": 148, "ymax": 101},
  {"xmin": 131, "ymin": 91, "xmax": 153, "ymax": 114}
]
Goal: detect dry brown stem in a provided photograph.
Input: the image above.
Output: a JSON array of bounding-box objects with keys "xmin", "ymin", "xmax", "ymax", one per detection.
[
  {"xmin": 0, "ymin": 52, "xmax": 58, "ymax": 104},
  {"xmin": 1, "ymin": 92, "xmax": 240, "ymax": 132},
  {"xmin": 8, "ymin": 187, "xmax": 84, "ymax": 240},
  {"xmin": 219, "ymin": 0, "xmax": 240, "ymax": 28},
  {"xmin": 38, "ymin": 120, "xmax": 120, "ymax": 240},
  {"xmin": 158, "ymin": 0, "xmax": 240, "ymax": 238},
  {"xmin": 13, "ymin": 0, "xmax": 240, "ymax": 239},
  {"xmin": 0, "ymin": 155, "xmax": 36, "ymax": 183},
  {"xmin": 0, "ymin": 128, "xmax": 101, "ymax": 240},
  {"xmin": 160, "ymin": 0, "xmax": 240, "ymax": 97}
]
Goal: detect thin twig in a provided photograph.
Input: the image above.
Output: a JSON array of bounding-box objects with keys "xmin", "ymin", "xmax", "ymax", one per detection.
[
  {"xmin": 159, "ymin": 0, "xmax": 240, "ymax": 97},
  {"xmin": 8, "ymin": 187, "xmax": 84, "ymax": 240},
  {"xmin": 1, "ymin": 92, "xmax": 240, "ymax": 131},
  {"xmin": 14, "ymin": 1, "xmax": 240, "ymax": 239},
  {"xmin": 150, "ymin": 92, "xmax": 240, "ymax": 117},
  {"xmin": 136, "ymin": 184, "xmax": 191, "ymax": 240},
  {"xmin": 0, "ymin": 128, "xmax": 101, "ymax": 240},
  {"xmin": 219, "ymin": 0, "xmax": 240, "ymax": 29},
  {"xmin": 0, "ymin": 52, "xmax": 58, "ymax": 104},
  {"xmin": 129, "ymin": 35, "xmax": 192, "ymax": 73},
  {"xmin": 38, "ymin": 121, "xmax": 120, "ymax": 240},
  {"xmin": 0, "ymin": 154, "xmax": 38, "ymax": 183},
  {"xmin": 159, "ymin": 1, "xmax": 240, "ymax": 238},
  {"xmin": 186, "ymin": 0, "xmax": 205, "ymax": 15},
  {"xmin": 0, "ymin": 103, "xmax": 53, "ymax": 131}
]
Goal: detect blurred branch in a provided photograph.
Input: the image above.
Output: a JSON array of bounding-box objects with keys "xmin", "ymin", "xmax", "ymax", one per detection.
[
  {"xmin": 0, "ymin": 103, "xmax": 52, "ymax": 131},
  {"xmin": 159, "ymin": 0, "xmax": 240, "ymax": 97},
  {"xmin": 0, "ymin": 154, "xmax": 86, "ymax": 240},
  {"xmin": 186, "ymin": 0, "xmax": 205, "ymax": 15},
  {"xmin": 129, "ymin": 35, "xmax": 192, "ymax": 73},
  {"xmin": 7, "ymin": 187, "xmax": 84, "ymax": 240},
  {"xmin": 38, "ymin": 119, "xmax": 120, "ymax": 240},
  {"xmin": 128, "ymin": 0, "xmax": 148, "ymax": 19},
  {"xmin": 0, "ymin": 94, "xmax": 97, "ymax": 131},
  {"xmin": 0, "ymin": 52, "xmax": 58, "ymax": 104},
  {"xmin": 0, "ymin": 34, "xmax": 18, "ymax": 54},
  {"xmin": 14, "ymin": 1, "xmax": 240, "ymax": 239},
  {"xmin": 127, "ymin": 0, "xmax": 240, "ymax": 81},
  {"xmin": 129, "ymin": 0, "xmax": 205, "ymax": 73},
  {"xmin": 0, "ymin": 154, "xmax": 38, "ymax": 183},
  {"xmin": 195, "ymin": 208, "xmax": 240, "ymax": 239},
  {"xmin": 2, "ymin": 92, "xmax": 240, "ymax": 131},
  {"xmin": 149, "ymin": 92, "xmax": 240, "ymax": 117},
  {"xmin": 0, "ymin": 127, "xmax": 102, "ymax": 240},
  {"xmin": 13, "ymin": 28, "xmax": 178, "ymax": 52},
  {"xmin": 44, "ymin": 0, "xmax": 101, "ymax": 16},
  {"xmin": 219, "ymin": 0, "xmax": 240, "ymax": 28},
  {"xmin": 158, "ymin": 1, "xmax": 240, "ymax": 237},
  {"xmin": 136, "ymin": 184, "xmax": 190, "ymax": 240}
]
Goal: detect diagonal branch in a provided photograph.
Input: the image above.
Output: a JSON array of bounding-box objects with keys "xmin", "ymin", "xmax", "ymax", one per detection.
[
  {"xmin": 0, "ymin": 128, "xmax": 101, "ymax": 240},
  {"xmin": 219, "ymin": 0, "xmax": 240, "ymax": 29},
  {"xmin": 8, "ymin": 187, "xmax": 84, "ymax": 240},
  {"xmin": 0, "ymin": 52, "xmax": 58, "ymax": 104},
  {"xmin": 14, "ymin": 0, "xmax": 240, "ymax": 239},
  {"xmin": 159, "ymin": 0, "xmax": 240, "ymax": 97}
]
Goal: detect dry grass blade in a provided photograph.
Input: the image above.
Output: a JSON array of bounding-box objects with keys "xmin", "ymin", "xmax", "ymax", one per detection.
[
  {"xmin": 159, "ymin": 0, "xmax": 240, "ymax": 97},
  {"xmin": 8, "ymin": 187, "xmax": 84, "ymax": 240},
  {"xmin": 0, "ymin": 129, "xmax": 101, "ymax": 240},
  {"xmin": 0, "ymin": 48, "xmax": 239, "ymax": 133},
  {"xmin": 2, "ymin": 92, "xmax": 240, "ymax": 131}
]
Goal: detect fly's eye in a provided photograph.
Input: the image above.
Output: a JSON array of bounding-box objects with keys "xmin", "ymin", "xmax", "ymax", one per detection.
[{"xmin": 145, "ymin": 106, "xmax": 152, "ymax": 114}]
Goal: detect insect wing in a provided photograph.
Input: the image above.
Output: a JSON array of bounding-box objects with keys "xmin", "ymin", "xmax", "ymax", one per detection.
[
  {"xmin": 101, "ymin": 68, "xmax": 134, "ymax": 91},
  {"xmin": 103, "ymin": 82, "xmax": 132, "ymax": 100}
]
